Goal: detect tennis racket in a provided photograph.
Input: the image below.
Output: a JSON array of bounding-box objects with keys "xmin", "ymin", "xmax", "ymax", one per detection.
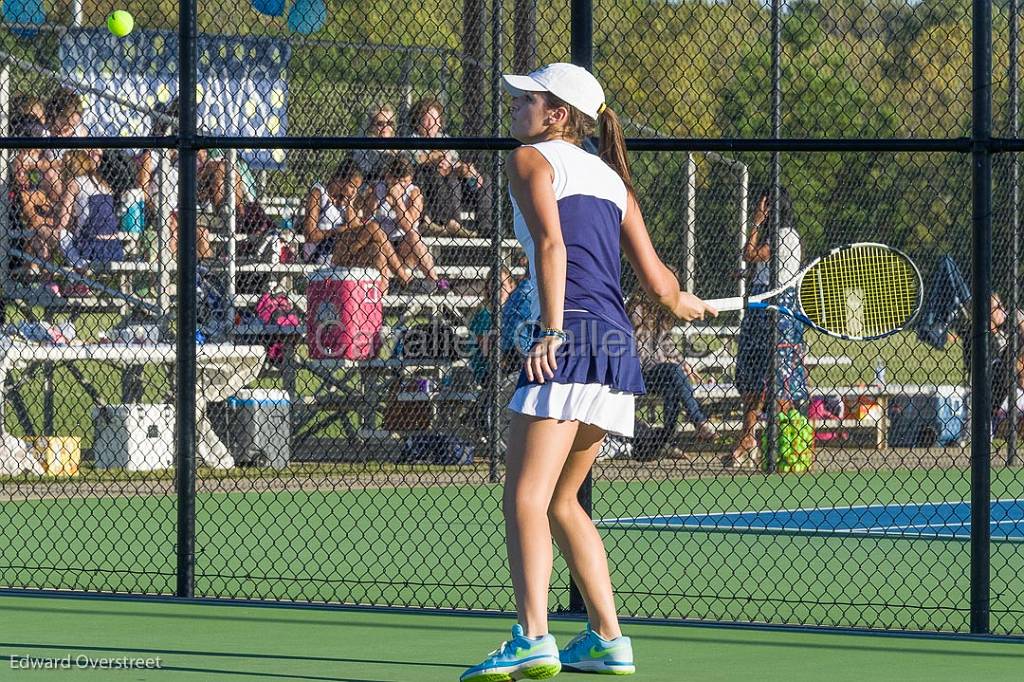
[{"xmin": 703, "ymin": 242, "xmax": 923, "ymax": 340}]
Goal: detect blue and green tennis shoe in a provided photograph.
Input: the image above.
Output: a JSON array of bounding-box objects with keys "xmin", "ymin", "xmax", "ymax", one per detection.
[
  {"xmin": 558, "ymin": 625, "xmax": 635, "ymax": 675},
  {"xmin": 460, "ymin": 624, "xmax": 561, "ymax": 681}
]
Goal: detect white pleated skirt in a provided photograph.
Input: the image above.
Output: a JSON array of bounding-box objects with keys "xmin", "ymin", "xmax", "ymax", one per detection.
[{"xmin": 507, "ymin": 381, "xmax": 636, "ymax": 438}]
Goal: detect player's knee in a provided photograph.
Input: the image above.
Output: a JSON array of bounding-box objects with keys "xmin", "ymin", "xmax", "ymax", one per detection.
[
  {"xmin": 502, "ymin": 487, "xmax": 548, "ymax": 518},
  {"xmin": 547, "ymin": 495, "xmax": 581, "ymax": 525}
]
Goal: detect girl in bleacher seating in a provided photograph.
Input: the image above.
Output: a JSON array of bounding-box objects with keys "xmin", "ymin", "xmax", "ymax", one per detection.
[
  {"xmin": 7, "ymin": 96, "xmax": 58, "ymax": 282},
  {"xmin": 52, "ymin": 150, "xmax": 125, "ymax": 293},
  {"xmin": 468, "ymin": 265, "xmax": 518, "ymax": 384},
  {"xmin": 42, "ymin": 87, "xmax": 95, "ymax": 204},
  {"xmin": 302, "ymin": 157, "xmax": 411, "ymax": 288},
  {"xmin": 45, "ymin": 87, "xmax": 88, "ymax": 141},
  {"xmin": 408, "ymin": 96, "xmax": 490, "ymax": 238},
  {"xmin": 370, "ymin": 155, "xmax": 448, "ymax": 292},
  {"xmin": 351, "ymin": 104, "xmax": 403, "ymax": 185},
  {"xmin": 136, "ymin": 100, "xmax": 213, "ymax": 259},
  {"xmin": 12, "ymin": 86, "xmax": 93, "ymax": 273}
]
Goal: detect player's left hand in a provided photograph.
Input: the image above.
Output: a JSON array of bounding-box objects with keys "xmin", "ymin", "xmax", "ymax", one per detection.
[{"xmin": 525, "ymin": 335, "xmax": 562, "ymax": 384}]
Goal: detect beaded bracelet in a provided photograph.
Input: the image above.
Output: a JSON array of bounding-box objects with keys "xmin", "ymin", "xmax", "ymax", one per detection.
[{"xmin": 538, "ymin": 328, "xmax": 567, "ymax": 341}]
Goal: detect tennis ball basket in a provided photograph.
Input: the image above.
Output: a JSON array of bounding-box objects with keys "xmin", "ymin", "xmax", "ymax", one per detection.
[{"xmin": 762, "ymin": 409, "xmax": 815, "ymax": 474}]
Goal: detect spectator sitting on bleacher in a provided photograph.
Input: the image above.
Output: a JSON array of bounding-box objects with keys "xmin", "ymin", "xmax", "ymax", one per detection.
[
  {"xmin": 302, "ymin": 157, "xmax": 411, "ymax": 287},
  {"xmin": 10, "ymin": 94, "xmax": 50, "ymax": 192},
  {"xmin": 7, "ymin": 95, "xmax": 57, "ymax": 281},
  {"xmin": 350, "ymin": 104, "xmax": 405, "ymax": 185},
  {"xmin": 408, "ymin": 96, "xmax": 469, "ymax": 239},
  {"xmin": 629, "ymin": 286, "xmax": 715, "ymax": 459},
  {"xmin": 408, "ymin": 96, "xmax": 490, "ymax": 238},
  {"xmin": 45, "ymin": 87, "xmax": 88, "ymax": 140},
  {"xmin": 198, "ymin": 148, "xmax": 261, "ymax": 225},
  {"xmin": 10, "ymin": 93, "xmax": 47, "ymax": 136},
  {"xmin": 419, "ymin": 162, "xmax": 472, "ymax": 239},
  {"xmin": 52, "ymin": 150, "xmax": 125, "ymax": 293},
  {"xmin": 303, "ymin": 157, "xmax": 363, "ymax": 264},
  {"xmin": 43, "ymin": 87, "xmax": 91, "ymax": 199},
  {"xmin": 136, "ymin": 99, "xmax": 213, "ymax": 259},
  {"xmin": 369, "ymin": 155, "xmax": 449, "ymax": 292}
]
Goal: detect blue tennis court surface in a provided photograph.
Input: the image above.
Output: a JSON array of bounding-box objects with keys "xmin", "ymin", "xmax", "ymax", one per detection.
[{"xmin": 596, "ymin": 499, "xmax": 1024, "ymax": 542}]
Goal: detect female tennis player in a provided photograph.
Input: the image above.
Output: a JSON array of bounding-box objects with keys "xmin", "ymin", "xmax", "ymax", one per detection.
[{"xmin": 461, "ymin": 63, "xmax": 716, "ymax": 682}]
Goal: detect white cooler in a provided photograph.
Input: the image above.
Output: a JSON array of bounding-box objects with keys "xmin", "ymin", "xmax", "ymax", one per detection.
[{"xmin": 92, "ymin": 404, "xmax": 175, "ymax": 471}]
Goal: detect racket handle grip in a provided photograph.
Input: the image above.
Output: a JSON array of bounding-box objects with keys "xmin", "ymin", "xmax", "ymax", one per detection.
[{"xmin": 701, "ymin": 296, "xmax": 745, "ymax": 312}]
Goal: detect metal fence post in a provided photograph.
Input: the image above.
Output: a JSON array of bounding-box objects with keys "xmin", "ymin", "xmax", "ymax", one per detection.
[
  {"xmin": 682, "ymin": 153, "xmax": 696, "ymax": 292},
  {"xmin": 0, "ymin": 63, "xmax": 8, "ymax": 328},
  {"xmin": 224, "ymin": 150, "xmax": 238, "ymax": 334},
  {"xmin": 176, "ymin": 0, "xmax": 199, "ymax": 599},
  {"xmin": 1007, "ymin": 0, "xmax": 1020, "ymax": 469},
  {"xmin": 568, "ymin": 0, "xmax": 593, "ymax": 616},
  {"xmin": 764, "ymin": 0, "xmax": 783, "ymax": 475},
  {"xmin": 488, "ymin": 0, "xmax": 504, "ymax": 486},
  {"xmin": 970, "ymin": 0, "xmax": 993, "ymax": 636}
]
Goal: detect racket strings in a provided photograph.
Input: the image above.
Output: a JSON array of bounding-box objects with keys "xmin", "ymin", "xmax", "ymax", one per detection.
[{"xmin": 799, "ymin": 245, "xmax": 919, "ymax": 338}]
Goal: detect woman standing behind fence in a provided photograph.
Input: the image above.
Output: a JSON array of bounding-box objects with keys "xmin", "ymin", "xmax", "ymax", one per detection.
[
  {"xmin": 727, "ymin": 187, "xmax": 808, "ymax": 469},
  {"xmin": 461, "ymin": 63, "xmax": 716, "ymax": 682}
]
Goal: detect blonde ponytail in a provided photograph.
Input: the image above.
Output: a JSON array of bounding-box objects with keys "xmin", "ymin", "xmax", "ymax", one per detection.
[{"xmin": 597, "ymin": 105, "xmax": 634, "ymax": 195}]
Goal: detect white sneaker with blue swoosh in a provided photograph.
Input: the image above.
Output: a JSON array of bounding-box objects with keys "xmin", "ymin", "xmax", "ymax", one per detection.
[
  {"xmin": 461, "ymin": 624, "xmax": 561, "ymax": 681},
  {"xmin": 558, "ymin": 626, "xmax": 635, "ymax": 675}
]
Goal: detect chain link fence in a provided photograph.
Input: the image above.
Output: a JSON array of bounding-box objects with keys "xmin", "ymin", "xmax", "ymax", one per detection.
[{"xmin": 0, "ymin": 0, "xmax": 1021, "ymax": 637}]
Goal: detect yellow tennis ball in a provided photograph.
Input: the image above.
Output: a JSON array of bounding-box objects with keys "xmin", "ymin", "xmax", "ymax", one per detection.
[{"xmin": 107, "ymin": 10, "xmax": 134, "ymax": 37}]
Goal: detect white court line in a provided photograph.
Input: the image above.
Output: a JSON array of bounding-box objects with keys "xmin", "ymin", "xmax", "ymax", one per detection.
[
  {"xmin": 597, "ymin": 498, "xmax": 1024, "ymax": 526},
  {"xmin": 849, "ymin": 519, "xmax": 1024, "ymax": 533},
  {"xmin": 599, "ymin": 519, "xmax": 1024, "ymax": 541}
]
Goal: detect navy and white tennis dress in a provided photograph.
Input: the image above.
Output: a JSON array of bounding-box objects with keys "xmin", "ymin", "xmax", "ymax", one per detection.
[{"xmin": 507, "ymin": 140, "xmax": 645, "ymax": 438}]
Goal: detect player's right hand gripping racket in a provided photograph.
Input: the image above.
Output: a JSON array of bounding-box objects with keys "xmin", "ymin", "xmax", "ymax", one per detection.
[{"xmin": 703, "ymin": 242, "xmax": 923, "ymax": 340}]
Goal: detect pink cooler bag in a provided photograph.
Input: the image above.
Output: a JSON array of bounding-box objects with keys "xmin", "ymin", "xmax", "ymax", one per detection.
[{"xmin": 307, "ymin": 267, "xmax": 384, "ymax": 359}]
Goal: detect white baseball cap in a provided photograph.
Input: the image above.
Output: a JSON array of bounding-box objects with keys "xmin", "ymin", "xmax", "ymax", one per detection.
[{"xmin": 502, "ymin": 63, "xmax": 606, "ymax": 120}]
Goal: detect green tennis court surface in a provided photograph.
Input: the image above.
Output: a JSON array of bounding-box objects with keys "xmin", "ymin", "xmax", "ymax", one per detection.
[
  {"xmin": 4, "ymin": 466, "xmax": 1024, "ymax": 632},
  {"xmin": 0, "ymin": 594, "xmax": 1020, "ymax": 681}
]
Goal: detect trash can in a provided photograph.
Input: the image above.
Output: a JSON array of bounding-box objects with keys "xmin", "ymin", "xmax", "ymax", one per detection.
[{"xmin": 226, "ymin": 389, "xmax": 291, "ymax": 468}]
